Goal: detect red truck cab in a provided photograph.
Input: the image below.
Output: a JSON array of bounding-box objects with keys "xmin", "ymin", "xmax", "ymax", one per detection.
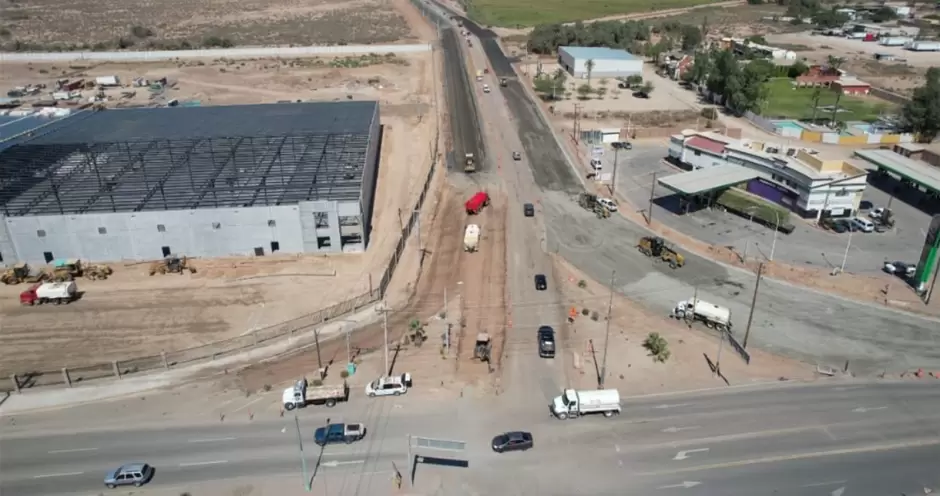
[
  {"xmin": 20, "ymin": 283, "xmax": 42, "ymax": 305},
  {"xmin": 465, "ymin": 192, "xmax": 490, "ymax": 215}
]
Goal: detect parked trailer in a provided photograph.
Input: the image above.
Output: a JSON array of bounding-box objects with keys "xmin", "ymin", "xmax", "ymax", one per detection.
[
  {"xmin": 880, "ymin": 37, "xmax": 911, "ymax": 46},
  {"xmin": 20, "ymin": 281, "xmax": 78, "ymax": 305},
  {"xmin": 906, "ymin": 41, "xmax": 940, "ymax": 52},
  {"xmin": 464, "ymin": 224, "xmax": 481, "ymax": 252}
]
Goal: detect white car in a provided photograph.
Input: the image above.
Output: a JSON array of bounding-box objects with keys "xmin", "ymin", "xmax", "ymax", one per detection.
[
  {"xmin": 883, "ymin": 261, "xmax": 916, "ymax": 278},
  {"xmin": 365, "ymin": 373, "xmax": 412, "ymax": 397},
  {"xmin": 869, "ymin": 207, "xmax": 885, "ymax": 220},
  {"xmin": 482, "ymin": 84, "xmax": 490, "ymax": 93},
  {"xmin": 597, "ymin": 197, "xmax": 618, "ymax": 212}
]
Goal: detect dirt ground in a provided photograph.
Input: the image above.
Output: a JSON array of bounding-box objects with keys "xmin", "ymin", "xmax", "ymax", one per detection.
[
  {"xmin": 554, "ymin": 257, "xmax": 814, "ymax": 395},
  {"xmin": 0, "ymin": 0, "xmax": 423, "ymax": 49},
  {"xmin": 767, "ymin": 32, "xmax": 931, "ymax": 97},
  {"xmin": 235, "ymin": 178, "xmax": 494, "ymax": 398},
  {"xmin": 0, "ymin": 50, "xmax": 441, "ymax": 377}
]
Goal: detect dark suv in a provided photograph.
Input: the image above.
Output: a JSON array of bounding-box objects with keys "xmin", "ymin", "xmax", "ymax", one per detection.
[
  {"xmin": 534, "ymin": 274, "xmax": 547, "ymax": 291},
  {"xmin": 491, "ymin": 431, "xmax": 533, "ymax": 453},
  {"xmin": 538, "ymin": 326, "xmax": 555, "ymax": 358}
]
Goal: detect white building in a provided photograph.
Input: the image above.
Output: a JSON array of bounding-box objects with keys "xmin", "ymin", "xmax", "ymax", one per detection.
[
  {"xmin": 557, "ymin": 46, "xmax": 643, "ymax": 79},
  {"xmin": 668, "ymin": 131, "xmax": 869, "ymax": 218}
]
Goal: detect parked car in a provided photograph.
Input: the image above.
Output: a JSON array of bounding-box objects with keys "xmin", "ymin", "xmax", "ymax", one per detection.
[
  {"xmin": 512, "ymin": 151, "xmax": 522, "ymax": 161},
  {"xmin": 523, "ymin": 203, "xmax": 535, "ymax": 217},
  {"xmin": 884, "ymin": 261, "xmax": 916, "ymax": 278},
  {"xmin": 491, "ymin": 431, "xmax": 533, "ymax": 453},
  {"xmin": 597, "ymin": 197, "xmax": 618, "ymax": 212},
  {"xmin": 611, "ymin": 141, "xmax": 632, "ymax": 150},
  {"xmin": 104, "ymin": 463, "xmax": 155, "ymax": 489},
  {"xmin": 850, "ymin": 217, "xmax": 875, "ymax": 233},
  {"xmin": 869, "ymin": 206, "xmax": 885, "ymax": 220},
  {"xmin": 823, "ymin": 218, "xmax": 850, "ymax": 233},
  {"xmin": 534, "ymin": 274, "xmax": 547, "ymax": 291}
]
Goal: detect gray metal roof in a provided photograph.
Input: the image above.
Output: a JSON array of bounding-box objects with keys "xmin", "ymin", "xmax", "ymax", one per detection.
[
  {"xmin": 558, "ymin": 46, "xmax": 639, "ymax": 61},
  {"xmin": 854, "ymin": 149, "xmax": 940, "ymax": 194},
  {"xmin": 657, "ymin": 164, "xmax": 759, "ymax": 195},
  {"xmin": 0, "ymin": 102, "xmax": 378, "ymax": 216}
]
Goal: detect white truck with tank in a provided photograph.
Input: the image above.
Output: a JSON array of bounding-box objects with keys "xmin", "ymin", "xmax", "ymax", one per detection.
[
  {"xmin": 282, "ymin": 378, "xmax": 349, "ymax": 410},
  {"xmin": 551, "ymin": 388, "xmax": 621, "ymax": 420},
  {"xmin": 671, "ymin": 298, "xmax": 731, "ymax": 332},
  {"xmin": 464, "ymin": 224, "xmax": 481, "ymax": 252},
  {"xmin": 19, "ymin": 281, "xmax": 78, "ymax": 306}
]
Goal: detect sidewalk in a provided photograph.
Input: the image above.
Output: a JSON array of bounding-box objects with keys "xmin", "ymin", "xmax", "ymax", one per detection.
[{"xmin": 0, "ymin": 303, "xmax": 383, "ymax": 416}]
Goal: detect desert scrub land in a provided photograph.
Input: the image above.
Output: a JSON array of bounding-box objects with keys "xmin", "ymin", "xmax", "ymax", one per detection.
[
  {"xmin": 467, "ymin": 0, "xmax": 729, "ymax": 27},
  {"xmin": 0, "ymin": 0, "xmax": 415, "ymax": 51}
]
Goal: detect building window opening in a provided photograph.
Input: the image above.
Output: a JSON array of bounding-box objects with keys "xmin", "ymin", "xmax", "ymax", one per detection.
[
  {"xmin": 37, "ymin": 229, "xmax": 46, "ymax": 238},
  {"xmin": 157, "ymin": 224, "xmax": 166, "ymax": 232},
  {"xmin": 43, "ymin": 251, "xmax": 54, "ymax": 263},
  {"xmin": 271, "ymin": 241, "xmax": 280, "ymax": 252},
  {"xmin": 161, "ymin": 246, "xmax": 171, "ymax": 257},
  {"xmin": 317, "ymin": 236, "xmax": 332, "ymax": 249},
  {"xmin": 267, "ymin": 219, "xmax": 276, "ymax": 227},
  {"xmin": 98, "ymin": 227, "xmax": 107, "ymax": 235},
  {"xmin": 315, "ymin": 212, "xmax": 329, "ymax": 228},
  {"xmin": 212, "ymin": 222, "xmax": 221, "ymax": 230}
]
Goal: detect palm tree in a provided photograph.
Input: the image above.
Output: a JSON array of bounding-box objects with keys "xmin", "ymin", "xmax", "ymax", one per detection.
[
  {"xmin": 552, "ymin": 68, "xmax": 567, "ymax": 100},
  {"xmin": 826, "ymin": 55, "xmax": 846, "ymax": 72},
  {"xmin": 585, "ymin": 58, "xmax": 595, "ymax": 89},
  {"xmin": 810, "ymin": 87, "xmax": 823, "ymax": 122}
]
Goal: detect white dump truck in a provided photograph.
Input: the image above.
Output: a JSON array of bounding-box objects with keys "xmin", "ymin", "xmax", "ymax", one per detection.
[
  {"xmin": 671, "ymin": 298, "xmax": 731, "ymax": 332},
  {"xmin": 19, "ymin": 281, "xmax": 78, "ymax": 306},
  {"xmin": 464, "ymin": 224, "xmax": 481, "ymax": 252},
  {"xmin": 551, "ymin": 388, "xmax": 621, "ymax": 420},
  {"xmin": 282, "ymin": 378, "xmax": 349, "ymax": 410}
]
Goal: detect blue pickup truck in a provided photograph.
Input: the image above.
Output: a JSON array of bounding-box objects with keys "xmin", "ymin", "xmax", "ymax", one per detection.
[{"xmin": 314, "ymin": 423, "xmax": 366, "ymax": 446}]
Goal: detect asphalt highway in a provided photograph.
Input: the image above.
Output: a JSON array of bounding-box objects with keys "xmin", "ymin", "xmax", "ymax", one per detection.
[{"xmin": 4, "ymin": 381, "xmax": 940, "ymax": 495}]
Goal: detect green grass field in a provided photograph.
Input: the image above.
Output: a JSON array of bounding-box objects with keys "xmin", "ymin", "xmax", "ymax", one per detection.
[
  {"xmin": 761, "ymin": 78, "xmax": 894, "ymax": 123},
  {"xmin": 466, "ymin": 0, "xmax": 726, "ymax": 27}
]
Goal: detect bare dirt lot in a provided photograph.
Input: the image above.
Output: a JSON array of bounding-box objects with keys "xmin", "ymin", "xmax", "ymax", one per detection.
[
  {"xmin": 0, "ymin": 0, "xmax": 424, "ymax": 49},
  {"xmin": 767, "ymin": 32, "xmax": 931, "ymax": 97},
  {"xmin": 0, "ymin": 51, "xmax": 441, "ymax": 379},
  {"xmin": 555, "ymin": 257, "xmax": 815, "ymax": 394}
]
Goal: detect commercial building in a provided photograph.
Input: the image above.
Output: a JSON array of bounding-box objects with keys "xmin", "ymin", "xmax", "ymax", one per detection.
[
  {"xmin": 0, "ymin": 101, "xmax": 381, "ymax": 264},
  {"xmin": 557, "ymin": 46, "xmax": 643, "ymax": 79},
  {"xmin": 832, "ymin": 77, "xmax": 872, "ymax": 96},
  {"xmin": 667, "ymin": 130, "xmax": 869, "ymax": 218},
  {"xmin": 719, "ymin": 37, "xmax": 796, "ymax": 60}
]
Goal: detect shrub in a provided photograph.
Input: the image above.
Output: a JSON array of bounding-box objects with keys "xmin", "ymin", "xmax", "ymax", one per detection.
[
  {"xmin": 643, "ymin": 332, "xmax": 671, "ymax": 363},
  {"xmin": 339, "ymin": 370, "xmax": 350, "ymax": 379},
  {"xmin": 590, "ymin": 311, "xmax": 599, "ymax": 322},
  {"xmin": 577, "ymin": 279, "xmax": 587, "ymax": 288},
  {"xmin": 311, "ymin": 378, "xmax": 323, "ymax": 386},
  {"xmin": 130, "ymin": 25, "xmax": 154, "ymax": 38}
]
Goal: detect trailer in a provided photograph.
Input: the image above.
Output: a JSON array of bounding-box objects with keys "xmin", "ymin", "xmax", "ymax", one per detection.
[
  {"xmin": 880, "ymin": 37, "xmax": 911, "ymax": 46},
  {"xmin": 282, "ymin": 378, "xmax": 349, "ymax": 410},
  {"xmin": 95, "ymin": 75, "xmax": 120, "ymax": 87},
  {"xmin": 906, "ymin": 41, "xmax": 940, "ymax": 52},
  {"xmin": 671, "ymin": 298, "xmax": 731, "ymax": 332},
  {"xmin": 20, "ymin": 281, "xmax": 78, "ymax": 306},
  {"xmin": 464, "ymin": 224, "xmax": 481, "ymax": 252}
]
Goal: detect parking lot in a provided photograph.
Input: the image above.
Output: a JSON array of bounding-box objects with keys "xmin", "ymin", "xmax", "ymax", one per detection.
[{"xmin": 589, "ymin": 141, "xmax": 930, "ymax": 277}]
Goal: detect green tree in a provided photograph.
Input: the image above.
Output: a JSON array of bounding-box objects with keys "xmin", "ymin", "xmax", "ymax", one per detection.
[
  {"xmin": 680, "ymin": 25, "xmax": 702, "ymax": 52},
  {"xmin": 638, "ymin": 81, "xmax": 654, "ymax": 97},
  {"xmin": 810, "ymin": 86, "xmax": 824, "ymax": 122},
  {"xmin": 870, "ymin": 6, "xmax": 899, "ymax": 22},
  {"xmin": 585, "ymin": 58, "xmax": 595, "ymax": 88},
  {"xmin": 826, "ymin": 55, "xmax": 846, "ymax": 72},
  {"xmin": 687, "ymin": 49, "xmax": 713, "ymax": 86},
  {"xmin": 577, "ymin": 84, "xmax": 593, "ymax": 99},
  {"xmin": 643, "ymin": 332, "xmax": 671, "ymax": 363},
  {"xmin": 901, "ymin": 67, "xmax": 940, "ymax": 143},
  {"xmin": 787, "ymin": 59, "xmax": 809, "ymax": 78},
  {"xmin": 533, "ymin": 69, "xmax": 568, "ymax": 100},
  {"xmin": 813, "ymin": 8, "xmax": 850, "ymax": 28}
]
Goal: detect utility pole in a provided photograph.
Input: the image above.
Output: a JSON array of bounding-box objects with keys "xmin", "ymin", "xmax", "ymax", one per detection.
[
  {"xmin": 443, "ymin": 287, "xmax": 450, "ymax": 355},
  {"xmin": 840, "ymin": 229, "xmax": 853, "ymax": 273},
  {"xmin": 600, "ymin": 270, "xmax": 615, "ymax": 389},
  {"xmin": 742, "ymin": 263, "xmax": 764, "ymax": 349},
  {"xmin": 609, "ymin": 146, "xmax": 620, "ymax": 197},
  {"xmin": 381, "ymin": 301, "xmax": 390, "ymax": 376},
  {"xmin": 314, "ymin": 328, "xmax": 323, "ymax": 379},
  {"xmin": 414, "ymin": 209, "xmax": 423, "ymax": 256},
  {"xmin": 647, "ymin": 172, "xmax": 657, "ymax": 225},
  {"xmin": 573, "ymin": 103, "xmax": 582, "ymax": 143},
  {"xmin": 715, "ymin": 327, "xmax": 725, "ymax": 378},
  {"xmin": 397, "ymin": 208, "xmax": 404, "ymax": 233},
  {"xmin": 294, "ymin": 415, "xmax": 312, "ymax": 491}
]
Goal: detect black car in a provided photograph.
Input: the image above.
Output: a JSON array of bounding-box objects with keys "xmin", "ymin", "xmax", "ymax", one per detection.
[
  {"xmin": 523, "ymin": 203, "xmax": 535, "ymax": 217},
  {"xmin": 534, "ymin": 274, "xmax": 547, "ymax": 291},
  {"xmin": 537, "ymin": 326, "xmax": 555, "ymax": 358},
  {"xmin": 491, "ymin": 431, "xmax": 533, "ymax": 453},
  {"xmin": 612, "ymin": 141, "xmax": 633, "ymax": 150}
]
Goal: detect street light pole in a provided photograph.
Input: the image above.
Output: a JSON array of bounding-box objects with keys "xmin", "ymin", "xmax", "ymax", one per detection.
[
  {"xmin": 294, "ymin": 415, "xmax": 312, "ymax": 491},
  {"xmin": 610, "ymin": 146, "xmax": 620, "ymax": 197},
  {"xmin": 840, "ymin": 229, "xmax": 853, "ymax": 273},
  {"xmin": 600, "ymin": 270, "xmax": 615, "ymax": 389},
  {"xmin": 770, "ymin": 210, "xmax": 780, "ymax": 262}
]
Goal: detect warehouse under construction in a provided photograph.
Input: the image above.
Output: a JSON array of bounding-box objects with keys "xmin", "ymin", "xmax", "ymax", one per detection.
[{"xmin": 0, "ymin": 101, "xmax": 381, "ymax": 264}]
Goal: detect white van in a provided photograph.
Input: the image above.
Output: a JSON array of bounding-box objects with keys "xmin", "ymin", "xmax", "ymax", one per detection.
[
  {"xmin": 851, "ymin": 217, "xmax": 874, "ymax": 233},
  {"xmin": 590, "ymin": 158, "xmax": 603, "ymax": 170}
]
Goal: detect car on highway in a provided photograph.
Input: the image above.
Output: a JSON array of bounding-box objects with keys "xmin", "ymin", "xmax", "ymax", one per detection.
[
  {"xmin": 365, "ymin": 373, "xmax": 412, "ymax": 397},
  {"xmin": 611, "ymin": 141, "xmax": 632, "ymax": 150},
  {"xmin": 884, "ymin": 261, "xmax": 916, "ymax": 278},
  {"xmin": 512, "ymin": 151, "xmax": 522, "ymax": 161},
  {"xmin": 534, "ymin": 274, "xmax": 547, "ymax": 291},
  {"xmin": 314, "ymin": 423, "xmax": 366, "ymax": 446},
  {"xmin": 482, "ymin": 84, "xmax": 490, "ymax": 93},
  {"xmin": 491, "ymin": 431, "xmax": 533, "ymax": 453},
  {"xmin": 104, "ymin": 463, "xmax": 154, "ymax": 489},
  {"xmin": 523, "ymin": 203, "xmax": 535, "ymax": 217}
]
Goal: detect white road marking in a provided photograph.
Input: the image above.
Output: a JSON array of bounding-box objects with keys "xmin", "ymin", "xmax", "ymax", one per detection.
[
  {"xmin": 48, "ymin": 448, "xmax": 98, "ymax": 454},
  {"xmin": 831, "ymin": 486, "xmax": 846, "ymax": 496},
  {"xmin": 658, "ymin": 481, "xmax": 702, "ymax": 489},
  {"xmin": 673, "ymin": 448, "xmax": 710, "ymax": 461},
  {"xmin": 188, "ymin": 437, "xmax": 236, "ymax": 443},
  {"xmin": 662, "ymin": 426, "xmax": 700, "ymax": 433},
  {"xmin": 33, "ymin": 471, "xmax": 84, "ymax": 479},
  {"xmin": 654, "ymin": 403, "xmax": 692, "ymax": 410},
  {"xmin": 852, "ymin": 406, "xmax": 888, "ymax": 413},
  {"xmin": 321, "ymin": 460, "xmax": 365, "ymax": 468},
  {"xmin": 231, "ymin": 396, "xmax": 267, "ymax": 413},
  {"xmin": 802, "ymin": 480, "xmax": 848, "ymax": 488},
  {"xmin": 179, "ymin": 460, "xmax": 228, "ymax": 467}
]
